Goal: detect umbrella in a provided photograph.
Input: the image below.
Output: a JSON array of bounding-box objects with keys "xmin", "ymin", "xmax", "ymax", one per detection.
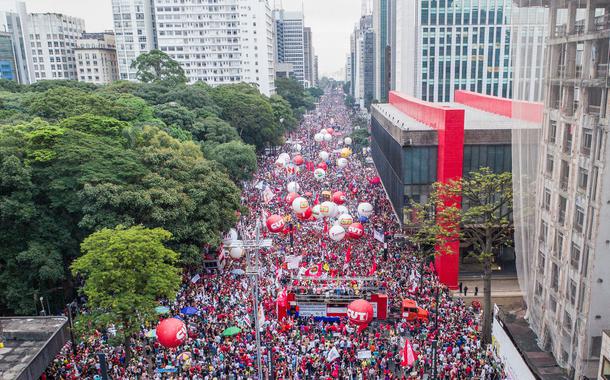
[
  {"xmin": 231, "ymin": 269, "xmax": 246, "ymax": 275},
  {"xmin": 180, "ymin": 306, "xmax": 198, "ymax": 315},
  {"xmin": 221, "ymin": 326, "xmax": 242, "ymax": 337},
  {"xmin": 155, "ymin": 306, "xmax": 170, "ymax": 314},
  {"xmin": 145, "ymin": 329, "xmax": 156, "ymax": 338}
]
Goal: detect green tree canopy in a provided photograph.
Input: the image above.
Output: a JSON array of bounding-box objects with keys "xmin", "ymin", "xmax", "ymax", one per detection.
[
  {"xmin": 71, "ymin": 225, "xmax": 181, "ymax": 364},
  {"xmin": 206, "ymin": 140, "xmax": 257, "ymax": 182},
  {"xmin": 131, "ymin": 49, "xmax": 187, "ymax": 86},
  {"xmin": 270, "ymin": 95, "xmax": 298, "ymax": 132}
]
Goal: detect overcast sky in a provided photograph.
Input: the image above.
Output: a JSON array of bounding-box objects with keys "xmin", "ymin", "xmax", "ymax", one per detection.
[{"xmin": 12, "ymin": 0, "xmax": 362, "ymax": 79}]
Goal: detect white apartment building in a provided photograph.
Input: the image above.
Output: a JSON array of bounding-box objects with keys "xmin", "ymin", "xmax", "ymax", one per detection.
[
  {"xmin": 514, "ymin": 0, "xmax": 610, "ymax": 378},
  {"xmin": 155, "ymin": 0, "xmax": 274, "ymax": 95},
  {"xmin": 111, "ymin": 0, "xmax": 157, "ymax": 81},
  {"xmin": 26, "ymin": 12, "xmax": 84, "ymax": 82},
  {"xmin": 75, "ymin": 32, "xmax": 119, "ymax": 85},
  {"xmin": 273, "ymin": 10, "xmax": 304, "ymax": 84}
]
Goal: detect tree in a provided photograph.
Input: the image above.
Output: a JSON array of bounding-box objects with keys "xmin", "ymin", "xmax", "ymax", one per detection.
[
  {"xmin": 71, "ymin": 225, "xmax": 181, "ymax": 365},
  {"xmin": 153, "ymin": 103, "xmax": 196, "ymax": 131},
  {"xmin": 269, "ymin": 95, "xmax": 297, "ymax": 132},
  {"xmin": 206, "ymin": 140, "xmax": 257, "ymax": 182},
  {"xmin": 131, "ymin": 49, "xmax": 187, "ymax": 86},
  {"xmin": 274, "ymin": 78, "xmax": 315, "ymax": 114},
  {"xmin": 350, "ymin": 128, "xmax": 370, "ymax": 148},
  {"xmin": 418, "ymin": 168, "xmax": 513, "ymax": 345},
  {"xmin": 307, "ymin": 87, "xmax": 324, "ymax": 99},
  {"xmin": 59, "ymin": 114, "xmax": 129, "ymax": 141},
  {"xmin": 191, "ymin": 116, "xmax": 240, "ymax": 145}
]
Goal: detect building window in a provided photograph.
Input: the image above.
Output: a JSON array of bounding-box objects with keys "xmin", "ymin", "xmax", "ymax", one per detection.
[
  {"xmin": 543, "ymin": 188, "xmax": 551, "ymax": 210},
  {"xmin": 549, "ymin": 120, "xmax": 557, "ymax": 143},
  {"xmin": 549, "ymin": 295, "xmax": 557, "ymax": 312},
  {"xmin": 601, "ymin": 356, "xmax": 610, "ymax": 379},
  {"xmin": 582, "ymin": 128, "xmax": 593, "ymax": 156},
  {"xmin": 555, "ymin": 231, "xmax": 564, "ymax": 258},
  {"xmin": 538, "ymin": 251, "xmax": 545, "ymax": 274},
  {"xmin": 570, "ymin": 243, "xmax": 581, "ymax": 270},
  {"xmin": 546, "ymin": 154, "xmax": 554, "ymax": 176},
  {"xmin": 539, "ymin": 221, "xmax": 548, "ymax": 244},
  {"xmin": 578, "ymin": 168, "xmax": 588, "ymax": 190},
  {"xmin": 574, "ymin": 206, "xmax": 585, "ymax": 232},
  {"xmin": 551, "ymin": 263, "xmax": 559, "ymax": 291},
  {"xmin": 563, "ymin": 311, "xmax": 572, "ymax": 332},
  {"xmin": 569, "ymin": 280, "xmax": 577, "ymax": 306},
  {"xmin": 558, "ymin": 196, "xmax": 567, "ymax": 225}
]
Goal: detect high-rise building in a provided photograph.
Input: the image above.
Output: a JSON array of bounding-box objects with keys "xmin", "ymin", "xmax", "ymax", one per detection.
[
  {"xmin": 513, "ymin": 0, "xmax": 610, "ymax": 378},
  {"xmin": 273, "ymin": 10, "xmax": 305, "ymax": 84},
  {"xmin": 0, "ymin": 32, "xmax": 17, "ymax": 80},
  {"xmin": 111, "ymin": 0, "xmax": 156, "ymax": 81},
  {"xmin": 350, "ymin": 14, "xmax": 375, "ymax": 108},
  {"xmin": 26, "ymin": 12, "xmax": 85, "ymax": 81},
  {"xmin": 303, "ymin": 26, "xmax": 313, "ymax": 87},
  {"xmin": 0, "ymin": 1, "xmax": 32, "ymax": 84},
  {"xmin": 154, "ymin": 0, "xmax": 274, "ymax": 95},
  {"xmin": 313, "ymin": 54, "xmax": 319, "ymax": 86},
  {"xmin": 75, "ymin": 32, "xmax": 119, "ymax": 85},
  {"xmin": 372, "ymin": 0, "xmax": 391, "ymax": 102},
  {"xmin": 392, "ymin": 0, "xmax": 516, "ymax": 102}
]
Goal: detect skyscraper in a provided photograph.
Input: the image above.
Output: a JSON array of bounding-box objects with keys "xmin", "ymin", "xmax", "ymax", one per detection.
[
  {"xmin": 513, "ymin": 0, "xmax": 610, "ymax": 378},
  {"xmin": 392, "ymin": 0, "xmax": 516, "ymax": 102},
  {"xmin": 273, "ymin": 10, "xmax": 305, "ymax": 84},
  {"xmin": 0, "ymin": 32, "xmax": 17, "ymax": 80},
  {"xmin": 0, "ymin": 1, "xmax": 32, "ymax": 84},
  {"xmin": 350, "ymin": 14, "xmax": 375, "ymax": 108},
  {"xmin": 111, "ymin": 0, "xmax": 156, "ymax": 81},
  {"xmin": 303, "ymin": 26, "xmax": 314, "ymax": 87},
  {"xmin": 372, "ymin": 0, "xmax": 391, "ymax": 102}
]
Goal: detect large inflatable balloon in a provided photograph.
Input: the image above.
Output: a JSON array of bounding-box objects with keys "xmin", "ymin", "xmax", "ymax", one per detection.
[
  {"xmin": 329, "ymin": 225, "xmax": 346, "ymax": 241},
  {"xmin": 319, "ymin": 151, "xmax": 329, "ymax": 161},
  {"xmin": 266, "ymin": 215, "xmax": 285, "ymax": 233},
  {"xmin": 278, "ymin": 153, "xmax": 290, "ymax": 164},
  {"xmin": 314, "ymin": 168, "xmax": 326, "ymax": 180},
  {"xmin": 314, "ymin": 133, "xmax": 324, "ymax": 142},
  {"xmin": 285, "ymin": 192, "xmax": 300, "ymax": 206},
  {"xmin": 323, "ymin": 133, "xmax": 332, "ymax": 142},
  {"xmin": 338, "ymin": 214, "xmax": 354, "ymax": 227},
  {"xmin": 340, "ymin": 148, "xmax": 352, "ymax": 158},
  {"xmin": 347, "ymin": 300, "xmax": 374, "ymax": 326},
  {"xmin": 332, "ymin": 191, "xmax": 346, "ymax": 205},
  {"xmin": 287, "ymin": 181, "xmax": 300, "ymax": 193},
  {"xmin": 357, "ymin": 202, "xmax": 374, "ymax": 218},
  {"xmin": 337, "ymin": 157, "xmax": 348, "ymax": 168},
  {"xmin": 319, "ymin": 201, "xmax": 337, "ymax": 218},
  {"xmin": 292, "ymin": 197, "xmax": 310, "ymax": 214},
  {"xmin": 293, "ymin": 155, "xmax": 304, "ymax": 165},
  {"xmin": 229, "ymin": 247, "xmax": 244, "ymax": 259},
  {"xmin": 275, "ymin": 158, "xmax": 286, "ymax": 168},
  {"xmin": 326, "ymin": 128, "xmax": 334, "ymax": 134},
  {"xmin": 347, "ymin": 222, "xmax": 365, "ymax": 239},
  {"xmin": 296, "ymin": 207, "xmax": 312, "ymax": 220},
  {"xmin": 336, "ymin": 205, "xmax": 349, "ymax": 216},
  {"xmin": 317, "ymin": 162, "xmax": 328, "ymax": 171},
  {"xmin": 344, "ymin": 137, "xmax": 353, "ymax": 145},
  {"xmin": 311, "ymin": 204, "xmax": 322, "ymax": 220},
  {"xmin": 320, "ymin": 128, "xmax": 329, "ymax": 135},
  {"xmin": 157, "ymin": 318, "xmax": 187, "ymax": 348}
]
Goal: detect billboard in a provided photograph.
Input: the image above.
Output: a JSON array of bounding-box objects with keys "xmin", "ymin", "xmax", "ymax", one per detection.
[{"xmin": 491, "ymin": 305, "xmax": 536, "ymax": 380}]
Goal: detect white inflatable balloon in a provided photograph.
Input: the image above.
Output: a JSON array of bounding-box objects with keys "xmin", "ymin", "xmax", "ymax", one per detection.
[
  {"xmin": 337, "ymin": 157, "xmax": 348, "ymax": 168},
  {"xmin": 319, "ymin": 151, "xmax": 329, "ymax": 161},
  {"xmin": 344, "ymin": 137, "xmax": 353, "ymax": 145},
  {"xmin": 320, "ymin": 128, "xmax": 329, "ymax": 135},
  {"xmin": 275, "ymin": 159, "xmax": 286, "ymax": 168},
  {"xmin": 314, "ymin": 134, "xmax": 324, "ymax": 142},
  {"xmin": 336, "ymin": 205, "xmax": 349, "ymax": 215},
  {"xmin": 292, "ymin": 197, "xmax": 310, "ymax": 213},
  {"xmin": 278, "ymin": 153, "xmax": 290, "ymax": 163},
  {"xmin": 287, "ymin": 181, "xmax": 300, "ymax": 193},
  {"xmin": 312, "ymin": 204, "xmax": 322, "ymax": 220},
  {"xmin": 323, "ymin": 133, "xmax": 332, "ymax": 142},
  {"xmin": 320, "ymin": 201, "xmax": 337, "ymax": 217},
  {"xmin": 357, "ymin": 202, "xmax": 374, "ymax": 218},
  {"xmin": 229, "ymin": 247, "xmax": 243, "ymax": 259},
  {"xmin": 313, "ymin": 168, "xmax": 326, "ymax": 180},
  {"xmin": 329, "ymin": 225, "xmax": 346, "ymax": 241},
  {"xmin": 338, "ymin": 214, "xmax": 354, "ymax": 227}
]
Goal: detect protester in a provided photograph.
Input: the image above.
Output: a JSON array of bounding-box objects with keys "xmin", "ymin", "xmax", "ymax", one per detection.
[{"xmin": 45, "ymin": 89, "xmax": 505, "ymax": 379}]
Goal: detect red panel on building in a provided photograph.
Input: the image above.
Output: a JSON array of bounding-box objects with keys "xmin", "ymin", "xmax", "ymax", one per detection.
[{"xmin": 455, "ymin": 90, "xmax": 544, "ymax": 124}]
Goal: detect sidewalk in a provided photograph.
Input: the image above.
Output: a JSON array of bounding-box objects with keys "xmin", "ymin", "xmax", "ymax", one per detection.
[{"xmin": 451, "ymin": 275, "xmax": 525, "ymax": 310}]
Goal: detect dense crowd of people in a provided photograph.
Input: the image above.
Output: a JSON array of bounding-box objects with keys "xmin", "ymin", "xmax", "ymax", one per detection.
[{"xmin": 44, "ymin": 89, "xmax": 506, "ymax": 379}]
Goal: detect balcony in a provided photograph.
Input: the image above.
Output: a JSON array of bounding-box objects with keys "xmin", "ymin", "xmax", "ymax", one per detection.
[
  {"xmin": 594, "ymin": 14, "xmax": 610, "ymax": 32},
  {"xmin": 588, "ymin": 104, "xmax": 602, "ymax": 117}
]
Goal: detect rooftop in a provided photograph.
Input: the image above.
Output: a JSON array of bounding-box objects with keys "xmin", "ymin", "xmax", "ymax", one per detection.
[
  {"xmin": 444, "ymin": 103, "xmax": 538, "ymax": 130},
  {"xmin": 0, "ymin": 317, "xmax": 68, "ymax": 380},
  {"xmin": 373, "ymin": 103, "xmax": 433, "ymax": 131}
]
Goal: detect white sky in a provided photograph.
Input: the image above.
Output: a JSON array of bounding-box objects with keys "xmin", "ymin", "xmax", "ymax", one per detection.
[{"xmin": 8, "ymin": 0, "xmax": 362, "ymax": 79}]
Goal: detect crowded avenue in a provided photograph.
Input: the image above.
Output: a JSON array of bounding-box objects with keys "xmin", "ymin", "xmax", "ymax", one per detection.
[{"xmin": 44, "ymin": 90, "xmax": 507, "ymax": 379}]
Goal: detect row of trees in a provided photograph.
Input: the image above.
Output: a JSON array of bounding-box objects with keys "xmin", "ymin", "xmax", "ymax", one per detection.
[{"xmin": 0, "ymin": 50, "xmax": 323, "ymax": 315}]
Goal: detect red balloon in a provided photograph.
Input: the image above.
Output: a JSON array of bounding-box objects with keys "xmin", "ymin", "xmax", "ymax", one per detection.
[
  {"xmin": 347, "ymin": 299, "xmax": 374, "ymax": 326},
  {"xmin": 285, "ymin": 192, "xmax": 300, "ymax": 206},
  {"xmin": 332, "ymin": 191, "xmax": 347, "ymax": 205},
  {"xmin": 266, "ymin": 215, "xmax": 285, "ymax": 233},
  {"xmin": 296, "ymin": 207, "xmax": 312, "ymax": 220},
  {"xmin": 317, "ymin": 162, "xmax": 328, "ymax": 171},
  {"xmin": 293, "ymin": 155, "xmax": 304, "ymax": 165},
  {"xmin": 326, "ymin": 128, "xmax": 334, "ymax": 134},
  {"xmin": 347, "ymin": 222, "xmax": 364, "ymax": 239},
  {"xmin": 156, "ymin": 318, "xmax": 187, "ymax": 348}
]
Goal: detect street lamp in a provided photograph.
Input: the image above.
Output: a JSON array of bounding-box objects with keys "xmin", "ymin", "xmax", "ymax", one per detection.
[{"xmin": 66, "ymin": 301, "xmax": 78, "ymax": 356}]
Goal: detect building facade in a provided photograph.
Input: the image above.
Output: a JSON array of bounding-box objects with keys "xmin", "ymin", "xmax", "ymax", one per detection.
[
  {"xmin": 239, "ymin": 0, "xmax": 275, "ymax": 95},
  {"xmin": 392, "ymin": 0, "xmax": 516, "ymax": 102},
  {"xmin": 75, "ymin": 32, "xmax": 119, "ymax": 84},
  {"xmin": 516, "ymin": 0, "xmax": 610, "ymax": 378},
  {"xmin": 111, "ymin": 0, "xmax": 157, "ymax": 81},
  {"xmin": 0, "ymin": 2, "xmax": 32, "ymax": 84},
  {"xmin": 26, "ymin": 12, "xmax": 85, "ymax": 81},
  {"xmin": 0, "ymin": 32, "xmax": 17, "ymax": 80},
  {"xmin": 303, "ymin": 26, "xmax": 313, "ymax": 87},
  {"xmin": 351, "ymin": 14, "xmax": 376, "ymax": 108},
  {"xmin": 273, "ymin": 10, "xmax": 305, "ymax": 84},
  {"xmin": 372, "ymin": 0, "xmax": 391, "ymax": 102}
]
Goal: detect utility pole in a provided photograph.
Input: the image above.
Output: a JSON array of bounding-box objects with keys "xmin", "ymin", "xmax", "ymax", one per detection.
[{"xmin": 226, "ymin": 220, "xmax": 272, "ymax": 380}]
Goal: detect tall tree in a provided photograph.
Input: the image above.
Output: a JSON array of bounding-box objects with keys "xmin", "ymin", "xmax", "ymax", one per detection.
[
  {"xmin": 206, "ymin": 140, "xmax": 257, "ymax": 182},
  {"xmin": 71, "ymin": 225, "xmax": 181, "ymax": 365},
  {"xmin": 131, "ymin": 49, "xmax": 187, "ymax": 86}
]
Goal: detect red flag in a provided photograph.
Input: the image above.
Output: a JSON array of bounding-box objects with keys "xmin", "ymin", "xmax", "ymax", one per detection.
[
  {"xmin": 345, "ymin": 245, "xmax": 352, "ymax": 264},
  {"xmin": 313, "ymin": 192, "xmax": 320, "ymax": 205},
  {"xmin": 368, "ymin": 257, "xmax": 377, "ymax": 276},
  {"xmin": 304, "ymin": 263, "xmax": 322, "ymax": 277},
  {"xmin": 323, "ymin": 218, "xmax": 328, "ymax": 233},
  {"xmin": 401, "ymin": 338, "xmax": 417, "ymax": 367}
]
